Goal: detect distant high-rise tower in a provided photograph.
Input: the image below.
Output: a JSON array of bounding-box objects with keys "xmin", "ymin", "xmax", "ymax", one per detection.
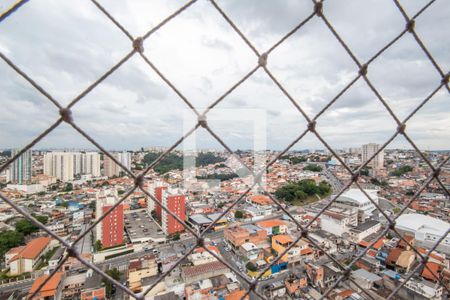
[
  {"xmin": 82, "ymin": 152, "xmax": 101, "ymax": 177},
  {"xmin": 43, "ymin": 151, "xmax": 101, "ymax": 182},
  {"xmin": 8, "ymin": 149, "xmax": 32, "ymax": 184},
  {"xmin": 161, "ymin": 188, "xmax": 185, "ymax": 235},
  {"xmin": 103, "ymin": 152, "xmax": 131, "ymax": 178},
  {"xmin": 44, "ymin": 152, "xmax": 75, "ymax": 182},
  {"xmin": 361, "ymin": 143, "xmax": 384, "ymax": 170}
]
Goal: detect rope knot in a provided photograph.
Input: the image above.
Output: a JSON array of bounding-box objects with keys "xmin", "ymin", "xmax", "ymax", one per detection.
[{"xmin": 59, "ymin": 108, "xmax": 73, "ymax": 123}]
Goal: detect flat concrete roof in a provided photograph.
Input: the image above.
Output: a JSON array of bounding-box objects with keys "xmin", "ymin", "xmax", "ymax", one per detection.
[{"xmin": 124, "ymin": 209, "xmax": 165, "ymax": 243}]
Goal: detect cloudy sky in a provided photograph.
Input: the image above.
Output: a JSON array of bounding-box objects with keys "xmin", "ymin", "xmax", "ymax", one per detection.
[{"xmin": 0, "ymin": 0, "xmax": 449, "ymax": 152}]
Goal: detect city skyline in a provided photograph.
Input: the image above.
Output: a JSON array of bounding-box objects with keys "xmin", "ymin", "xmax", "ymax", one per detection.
[{"xmin": 0, "ymin": 1, "xmax": 449, "ymax": 151}]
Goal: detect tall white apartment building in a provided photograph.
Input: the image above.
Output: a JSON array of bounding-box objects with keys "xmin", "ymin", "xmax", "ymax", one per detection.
[
  {"xmin": 44, "ymin": 152, "xmax": 75, "ymax": 182},
  {"xmin": 361, "ymin": 143, "xmax": 384, "ymax": 170},
  {"xmin": 103, "ymin": 152, "xmax": 131, "ymax": 177},
  {"xmin": 83, "ymin": 152, "xmax": 101, "ymax": 177},
  {"xmin": 8, "ymin": 149, "xmax": 32, "ymax": 184}
]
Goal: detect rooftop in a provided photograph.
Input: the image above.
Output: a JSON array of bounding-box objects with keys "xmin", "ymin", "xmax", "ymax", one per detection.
[
  {"xmin": 396, "ymin": 213, "xmax": 450, "ymax": 237},
  {"xmin": 29, "ymin": 272, "xmax": 63, "ymax": 297},
  {"xmin": 11, "ymin": 236, "xmax": 52, "ymax": 261}
]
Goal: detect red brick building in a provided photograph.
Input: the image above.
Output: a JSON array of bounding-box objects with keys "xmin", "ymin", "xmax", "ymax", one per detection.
[{"xmin": 101, "ymin": 203, "xmax": 124, "ymax": 247}]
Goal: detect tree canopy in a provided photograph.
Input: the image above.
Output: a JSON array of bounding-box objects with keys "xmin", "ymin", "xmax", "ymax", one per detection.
[
  {"xmin": 303, "ymin": 164, "xmax": 323, "ymax": 172},
  {"xmin": 389, "ymin": 165, "xmax": 413, "ymax": 177},
  {"xmin": 275, "ymin": 179, "xmax": 331, "ymax": 203},
  {"xmin": 143, "ymin": 152, "xmax": 226, "ymax": 174}
]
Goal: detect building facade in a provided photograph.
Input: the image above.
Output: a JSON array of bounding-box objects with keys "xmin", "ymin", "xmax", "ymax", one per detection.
[
  {"xmin": 95, "ymin": 190, "xmax": 124, "ymax": 248},
  {"xmin": 44, "ymin": 151, "xmax": 101, "ymax": 181},
  {"xmin": 103, "ymin": 151, "xmax": 131, "ymax": 177},
  {"xmin": 161, "ymin": 189, "xmax": 186, "ymax": 235},
  {"xmin": 8, "ymin": 149, "xmax": 32, "ymax": 184},
  {"xmin": 361, "ymin": 143, "xmax": 384, "ymax": 170}
]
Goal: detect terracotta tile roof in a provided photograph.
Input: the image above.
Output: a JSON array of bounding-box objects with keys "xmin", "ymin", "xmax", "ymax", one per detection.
[
  {"xmin": 256, "ymin": 219, "xmax": 286, "ymax": 228},
  {"xmin": 29, "ymin": 272, "xmax": 63, "ymax": 297},
  {"xmin": 359, "ymin": 238, "xmax": 384, "ymax": 249},
  {"xmin": 273, "ymin": 235, "xmax": 293, "ymax": 245},
  {"xmin": 225, "ymin": 289, "xmax": 249, "ymax": 300},
  {"xmin": 11, "ymin": 237, "xmax": 52, "ymax": 261},
  {"xmin": 418, "ymin": 248, "xmax": 445, "ymax": 262},
  {"xmin": 195, "ymin": 245, "xmax": 220, "ymax": 255},
  {"xmin": 183, "ymin": 261, "xmax": 228, "ymax": 278},
  {"xmin": 249, "ymin": 195, "xmax": 272, "ymax": 205},
  {"xmin": 387, "ymin": 248, "xmax": 403, "ymax": 264},
  {"xmin": 421, "ymin": 262, "xmax": 442, "ymax": 282}
]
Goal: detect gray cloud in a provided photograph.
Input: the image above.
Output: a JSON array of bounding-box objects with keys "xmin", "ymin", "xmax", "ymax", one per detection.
[{"xmin": 0, "ymin": 0, "xmax": 448, "ymax": 151}]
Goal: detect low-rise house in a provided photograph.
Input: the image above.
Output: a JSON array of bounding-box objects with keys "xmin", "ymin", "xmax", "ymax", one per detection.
[
  {"xmin": 28, "ymin": 272, "xmax": 64, "ymax": 300},
  {"xmin": 7, "ymin": 236, "xmax": 54, "ymax": 275},
  {"xmin": 182, "ymin": 261, "xmax": 230, "ymax": 285},
  {"xmin": 396, "ymin": 250, "xmax": 416, "ymax": 273},
  {"xmin": 224, "ymin": 224, "xmax": 267, "ymax": 248},
  {"xmin": 350, "ymin": 269, "xmax": 383, "ymax": 290},
  {"xmin": 128, "ymin": 255, "xmax": 158, "ymax": 293},
  {"xmin": 256, "ymin": 219, "xmax": 287, "ymax": 236},
  {"xmin": 349, "ymin": 220, "xmax": 381, "ymax": 243},
  {"xmin": 80, "ymin": 287, "xmax": 106, "ymax": 300},
  {"xmin": 62, "ymin": 273, "xmax": 86, "ymax": 299},
  {"xmin": 272, "ymin": 235, "xmax": 313, "ymax": 264},
  {"xmin": 404, "ymin": 278, "xmax": 444, "ymax": 300}
]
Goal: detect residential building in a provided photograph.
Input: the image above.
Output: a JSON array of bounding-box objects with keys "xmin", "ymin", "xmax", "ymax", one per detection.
[
  {"xmin": 6, "ymin": 236, "xmax": 54, "ymax": 275},
  {"xmin": 320, "ymin": 206, "xmax": 358, "ymax": 237},
  {"xmin": 103, "ymin": 151, "xmax": 131, "ymax": 177},
  {"xmin": 361, "ymin": 143, "xmax": 384, "ymax": 170},
  {"xmin": 349, "ymin": 220, "xmax": 381, "ymax": 243},
  {"xmin": 80, "ymin": 287, "xmax": 106, "ymax": 300},
  {"xmin": 44, "ymin": 152, "xmax": 75, "ymax": 182},
  {"xmin": 7, "ymin": 148, "xmax": 32, "ymax": 184},
  {"xmin": 161, "ymin": 188, "xmax": 186, "ymax": 235},
  {"xmin": 272, "ymin": 235, "xmax": 313, "ymax": 263},
  {"xmin": 256, "ymin": 219, "xmax": 288, "ymax": 236},
  {"xmin": 148, "ymin": 181, "xmax": 168, "ymax": 217},
  {"xmin": 181, "ymin": 261, "xmax": 230, "ymax": 284},
  {"xmin": 95, "ymin": 190, "xmax": 124, "ymax": 248},
  {"xmin": 43, "ymin": 151, "xmax": 101, "ymax": 182},
  {"xmin": 128, "ymin": 255, "xmax": 158, "ymax": 293},
  {"xmin": 81, "ymin": 152, "xmax": 101, "ymax": 177},
  {"xmin": 224, "ymin": 224, "xmax": 267, "ymax": 248},
  {"xmin": 28, "ymin": 272, "xmax": 64, "ymax": 300}
]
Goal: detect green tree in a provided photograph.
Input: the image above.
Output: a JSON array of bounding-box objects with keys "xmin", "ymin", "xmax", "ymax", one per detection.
[
  {"xmin": 15, "ymin": 219, "xmax": 38, "ymax": 235},
  {"xmin": 64, "ymin": 183, "xmax": 73, "ymax": 192},
  {"xmin": 94, "ymin": 240, "xmax": 102, "ymax": 252},
  {"xmin": 275, "ymin": 179, "xmax": 331, "ymax": 204},
  {"xmin": 303, "ymin": 164, "xmax": 323, "ymax": 172},
  {"xmin": 246, "ymin": 262, "xmax": 257, "ymax": 272},
  {"xmin": 389, "ymin": 165, "xmax": 413, "ymax": 177},
  {"xmin": 0, "ymin": 230, "xmax": 24, "ymax": 257},
  {"xmin": 234, "ymin": 210, "xmax": 244, "ymax": 219},
  {"xmin": 34, "ymin": 215, "xmax": 48, "ymax": 225},
  {"xmin": 360, "ymin": 168, "xmax": 369, "ymax": 176}
]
